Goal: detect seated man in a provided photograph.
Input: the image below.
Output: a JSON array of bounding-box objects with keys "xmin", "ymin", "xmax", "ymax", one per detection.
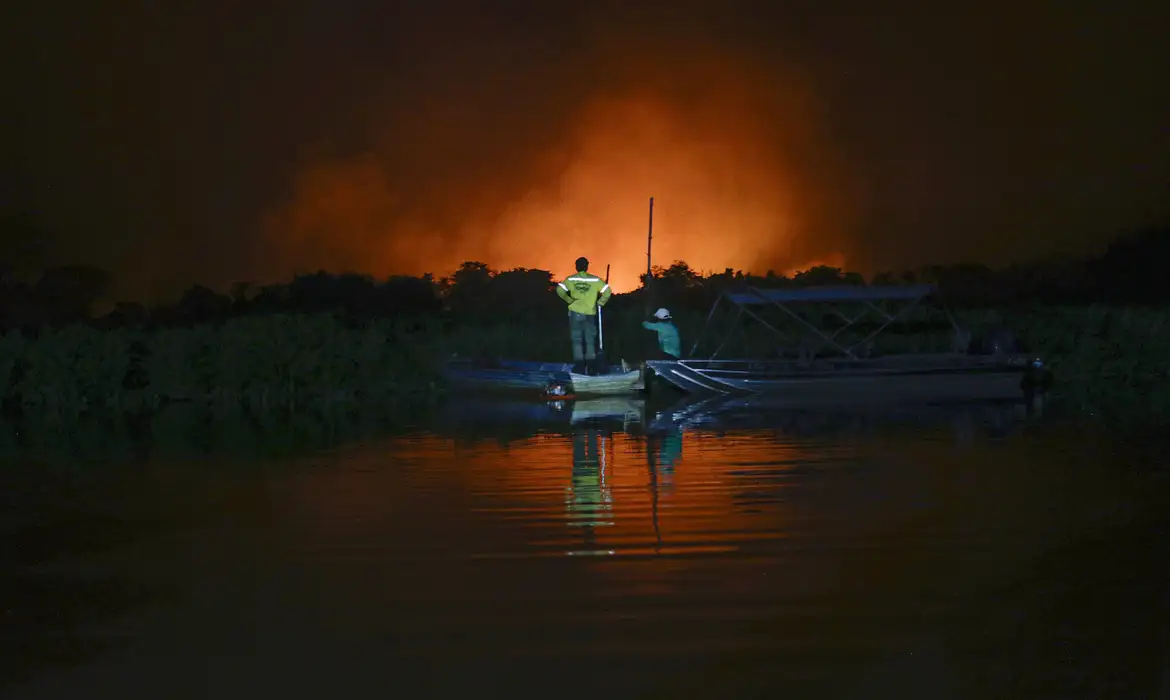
[{"xmin": 641, "ymin": 308, "xmax": 681, "ymax": 359}]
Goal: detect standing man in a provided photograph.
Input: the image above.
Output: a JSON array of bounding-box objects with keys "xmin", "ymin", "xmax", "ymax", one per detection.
[{"xmin": 556, "ymin": 256, "xmax": 611, "ymax": 375}]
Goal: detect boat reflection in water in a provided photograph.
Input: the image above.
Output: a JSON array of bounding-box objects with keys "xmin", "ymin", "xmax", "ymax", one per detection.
[
  {"xmin": 646, "ymin": 392, "xmax": 1044, "ymax": 442},
  {"xmin": 436, "ymin": 390, "xmax": 1042, "ymax": 442},
  {"xmin": 436, "ymin": 391, "xmax": 1047, "ymax": 560},
  {"xmin": 437, "ymin": 395, "xmax": 644, "ymax": 434},
  {"xmin": 560, "ymin": 399, "xmax": 688, "ymax": 555}
]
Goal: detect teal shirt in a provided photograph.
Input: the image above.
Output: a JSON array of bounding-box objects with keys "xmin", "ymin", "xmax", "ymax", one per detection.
[
  {"xmin": 641, "ymin": 320, "xmax": 681, "ymax": 358},
  {"xmin": 659, "ymin": 432, "xmax": 682, "ymax": 468}
]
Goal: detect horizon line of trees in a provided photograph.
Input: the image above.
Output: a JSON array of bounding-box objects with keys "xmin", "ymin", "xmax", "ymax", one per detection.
[{"xmin": 1, "ymin": 224, "xmax": 1168, "ymax": 332}]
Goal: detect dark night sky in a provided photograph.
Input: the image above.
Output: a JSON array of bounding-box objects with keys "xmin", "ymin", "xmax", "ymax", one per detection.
[{"xmin": 3, "ymin": 1, "xmax": 1168, "ymax": 301}]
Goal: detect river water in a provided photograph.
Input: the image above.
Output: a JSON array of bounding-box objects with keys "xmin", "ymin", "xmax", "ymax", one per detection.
[{"xmin": 2, "ymin": 396, "xmax": 1168, "ymax": 699}]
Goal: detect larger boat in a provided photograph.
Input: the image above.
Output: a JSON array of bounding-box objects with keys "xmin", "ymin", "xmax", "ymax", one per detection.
[{"xmin": 645, "ymin": 284, "xmax": 1050, "ymax": 404}]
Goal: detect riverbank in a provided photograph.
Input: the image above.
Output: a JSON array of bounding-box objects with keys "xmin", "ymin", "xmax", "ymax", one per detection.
[
  {"xmin": 978, "ymin": 305, "xmax": 1170, "ymax": 422},
  {"xmin": 0, "ymin": 315, "xmax": 446, "ymax": 414},
  {"xmin": 0, "ymin": 305, "xmax": 1167, "ymax": 419}
]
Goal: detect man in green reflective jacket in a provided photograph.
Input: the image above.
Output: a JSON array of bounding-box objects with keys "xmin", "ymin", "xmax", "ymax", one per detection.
[{"xmin": 556, "ymin": 256, "xmax": 611, "ymax": 374}]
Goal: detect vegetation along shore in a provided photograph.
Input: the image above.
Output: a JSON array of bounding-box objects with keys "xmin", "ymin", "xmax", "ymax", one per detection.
[{"xmin": 1, "ymin": 225, "xmax": 1167, "ymax": 420}]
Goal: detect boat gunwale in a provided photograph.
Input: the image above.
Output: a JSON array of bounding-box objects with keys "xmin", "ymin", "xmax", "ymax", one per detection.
[
  {"xmin": 645, "ymin": 355, "xmax": 1034, "ymax": 397},
  {"xmin": 652, "ymin": 352, "xmax": 1036, "ymax": 381},
  {"xmin": 686, "ymin": 365, "xmax": 1030, "ymax": 381}
]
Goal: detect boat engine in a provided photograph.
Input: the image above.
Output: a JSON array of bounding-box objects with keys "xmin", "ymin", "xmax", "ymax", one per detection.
[{"xmin": 544, "ymin": 382, "xmax": 573, "ymax": 400}]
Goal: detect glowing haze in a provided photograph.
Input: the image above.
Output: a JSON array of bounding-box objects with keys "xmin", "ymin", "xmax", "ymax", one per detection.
[{"xmin": 261, "ymin": 37, "xmax": 855, "ymax": 292}]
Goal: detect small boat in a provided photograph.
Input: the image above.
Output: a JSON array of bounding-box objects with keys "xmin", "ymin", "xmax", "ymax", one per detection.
[
  {"xmin": 646, "ymin": 283, "xmax": 1051, "ymax": 403},
  {"xmin": 443, "ymin": 358, "xmax": 644, "ymax": 397}
]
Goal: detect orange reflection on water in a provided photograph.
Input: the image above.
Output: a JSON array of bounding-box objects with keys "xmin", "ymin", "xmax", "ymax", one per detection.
[
  {"xmin": 272, "ymin": 422, "xmax": 856, "ymax": 606},
  {"xmin": 447, "ymin": 428, "xmax": 810, "ymax": 559}
]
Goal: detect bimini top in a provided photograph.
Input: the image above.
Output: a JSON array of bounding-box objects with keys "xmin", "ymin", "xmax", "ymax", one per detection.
[{"xmin": 724, "ymin": 284, "xmax": 936, "ymax": 305}]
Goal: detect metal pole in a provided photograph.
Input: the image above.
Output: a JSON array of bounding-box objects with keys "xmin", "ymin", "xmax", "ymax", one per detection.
[
  {"xmin": 597, "ymin": 306, "xmax": 604, "ymax": 351},
  {"xmin": 598, "ymin": 264, "xmax": 610, "ymax": 353}
]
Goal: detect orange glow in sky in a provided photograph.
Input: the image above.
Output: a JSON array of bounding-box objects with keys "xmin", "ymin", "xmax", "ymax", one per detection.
[{"xmin": 261, "ymin": 51, "xmax": 854, "ymax": 292}]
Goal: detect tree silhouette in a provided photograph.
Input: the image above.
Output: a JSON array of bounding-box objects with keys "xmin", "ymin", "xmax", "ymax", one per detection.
[
  {"xmin": 446, "ymin": 262, "xmax": 494, "ymax": 318},
  {"xmin": 792, "ymin": 266, "xmax": 864, "ymax": 286},
  {"xmin": 3, "ymin": 221, "xmax": 1168, "ymax": 332},
  {"xmin": 33, "ymin": 265, "xmax": 113, "ymax": 324},
  {"xmin": 175, "ymin": 285, "xmax": 232, "ymax": 324}
]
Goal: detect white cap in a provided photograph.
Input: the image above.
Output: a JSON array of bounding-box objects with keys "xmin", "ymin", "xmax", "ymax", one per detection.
[{"xmin": 653, "ymin": 308, "xmax": 671, "ymax": 319}]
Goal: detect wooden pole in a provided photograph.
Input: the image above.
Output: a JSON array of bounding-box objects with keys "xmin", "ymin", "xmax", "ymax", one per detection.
[{"xmin": 645, "ymin": 197, "xmax": 654, "ymax": 314}]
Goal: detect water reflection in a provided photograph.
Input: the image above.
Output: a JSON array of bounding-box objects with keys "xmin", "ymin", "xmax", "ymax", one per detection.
[
  {"xmin": 566, "ymin": 426, "xmax": 615, "ymax": 553},
  {"xmin": 0, "ymin": 402, "xmax": 434, "ymax": 465},
  {"xmin": 643, "ymin": 420, "xmax": 682, "ymax": 554},
  {"xmin": 647, "ymin": 393, "xmax": 1044, "ymax": 441},
  {"xmin": 3, "ymin": 396, "xmax": 1167, "ymax": 700},
  {"xmin": 563, "ymin": 416, "xmax": 686, "ymax": 556}
]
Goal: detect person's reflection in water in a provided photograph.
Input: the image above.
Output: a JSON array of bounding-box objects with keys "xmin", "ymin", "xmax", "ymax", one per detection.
[
  {"xmin": 645, "ymin": 424, "xmax": 683, "ymax": 551},
  {"xmin": 647, "ymin": 426, "xmax": 683, "ymax": 496},
  {"xmin": 565, "ymin": 424, "xmax": 614, "ymax": 552}
]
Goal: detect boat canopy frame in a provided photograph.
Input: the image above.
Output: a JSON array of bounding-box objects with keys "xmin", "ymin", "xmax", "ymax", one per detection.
[{"xmin": 687, "ymin": 284, "xmax": 946, "ymax": 360}]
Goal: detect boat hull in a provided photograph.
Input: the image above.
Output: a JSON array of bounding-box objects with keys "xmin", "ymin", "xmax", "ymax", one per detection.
[
  {"xmin": 645, "ymin": 355, "xmax": 1041, "ymax": 405},
  {"xmin": 444, "ymin": 359, "xmax": 644, "ymax": 397}
]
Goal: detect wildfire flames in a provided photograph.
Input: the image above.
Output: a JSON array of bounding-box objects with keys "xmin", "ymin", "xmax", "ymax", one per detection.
[{"xmin": 261, "ymin": 47, "xmax": 853, "ymax": 291}]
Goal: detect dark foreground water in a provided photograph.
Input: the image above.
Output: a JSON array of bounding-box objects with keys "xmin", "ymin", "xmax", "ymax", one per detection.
[{"xmin": 2, "ymin": 396, "xmax": 1169, "ymax": 699}]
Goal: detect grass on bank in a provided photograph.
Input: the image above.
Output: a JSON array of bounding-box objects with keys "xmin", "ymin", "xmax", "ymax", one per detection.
[{"xmin": 0, "ymin": 315, "xmax": 445, "ymax": 413}]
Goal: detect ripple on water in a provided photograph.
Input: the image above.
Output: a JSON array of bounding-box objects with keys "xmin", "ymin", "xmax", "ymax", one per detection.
[{"xmin": 4, "ymin": 401, "xmax": 1167, "ymax": 699}]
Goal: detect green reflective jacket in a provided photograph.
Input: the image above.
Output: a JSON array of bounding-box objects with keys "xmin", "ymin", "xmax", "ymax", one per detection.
[{"xmin": 556, "ymin": 271, "xmax": 611, "ymax": 315}]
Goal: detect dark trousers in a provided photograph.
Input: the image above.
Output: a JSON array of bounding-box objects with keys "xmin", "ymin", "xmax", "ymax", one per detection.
[
  {"xmin": 646, "ymin": 346, "xmax": 679, "ymax": 361},
  {"xmin": 569, "ymin": 311, "xmax": 597, "ymax": 362}
]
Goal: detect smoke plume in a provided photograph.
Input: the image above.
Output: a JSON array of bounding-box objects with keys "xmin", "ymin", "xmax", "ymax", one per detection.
[{"xmin": 261, "ymin": 20, "xmax": 856, "ymax": 291}]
